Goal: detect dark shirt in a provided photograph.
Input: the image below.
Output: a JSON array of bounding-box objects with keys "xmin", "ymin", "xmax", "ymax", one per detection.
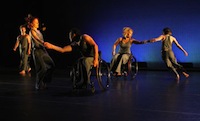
[{"xmin": 71, "ymin": 35, "xmax": 94, "ymax": 57}]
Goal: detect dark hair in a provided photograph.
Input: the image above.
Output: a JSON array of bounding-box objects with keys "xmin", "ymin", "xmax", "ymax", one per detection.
[
  {"xmin": 24, "ymin": 14, "xmax": 39, "ymax": 28},
  {"xmin": 163, "ymin": 27, "xmax": 172, "ymax": 35},
  {"xmin": 70, "ymin": 28, "xmax": 81, "ymax": 36},
  {"xmin": 19, "ymin": 24, "xmax": 26, "ymax": 29}
]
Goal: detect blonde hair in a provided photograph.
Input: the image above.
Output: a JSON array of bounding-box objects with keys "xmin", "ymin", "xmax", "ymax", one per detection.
[{"xmin": 122, "ymin": 27, "xmax": 133, "ymax": 37}]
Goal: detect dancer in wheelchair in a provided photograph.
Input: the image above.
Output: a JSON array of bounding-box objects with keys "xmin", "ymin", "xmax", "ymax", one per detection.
[
  {"xmin": 44, "ymin": 28, "xmax": 99, "ymax": 91},
  {"xmin": 110, "ymin": 27, "xmax": 151, "ymax": 76}
]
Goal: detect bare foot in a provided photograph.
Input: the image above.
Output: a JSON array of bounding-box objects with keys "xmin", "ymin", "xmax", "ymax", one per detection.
[
  {"xmin": 176, "ymin": 74, "xmax": 180, "ymax": 81},
  {"xmin": 27, "ymin": 68, "xmax": 31, "ymax": 73},
  {"xmin": 19, "ymin": 70, "xmax": 25, "ymax": 75},
  {"xmin": 117, "ymin": 72, "xmax": 121, "ymax": 76},
  {"xmin": 182, "ymin": 72, "xmax": 189, "ymax": 78}
]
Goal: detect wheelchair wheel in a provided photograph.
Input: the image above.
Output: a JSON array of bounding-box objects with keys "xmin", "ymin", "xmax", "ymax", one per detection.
[
  {"xmin": 96, "ymin": 59, "xmax": 110, "ymax": 91},
  {"xmin": 70, "ymin": 63, "xmax": 81, "ymax": 89},
  {"xmin": 127, "ymin": 55, "xmax": 138, "ymax": 79},
  {"xmin": 70, "ymin": 57, "xmax": 110, "ymax": 92}
]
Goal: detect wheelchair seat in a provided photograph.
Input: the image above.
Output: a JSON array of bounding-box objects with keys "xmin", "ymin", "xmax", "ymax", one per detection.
[
  {"xmin": 121, "ymin": 53, "xmax": 138, "ymax": 79},
  {"xmin": 110, "ymin": 53, "xmax": 138, "ymax": 79}
]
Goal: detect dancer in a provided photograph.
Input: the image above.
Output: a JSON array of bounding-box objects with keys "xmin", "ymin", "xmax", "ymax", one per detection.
[
  {"xmin": 25, "ymin": 14, "xmax": 55, "ymax": 90},
  {"xmin": 44, "ymin": 28, "xmax": 98, "ymax": 92},
  {"xmin": 13, "ymin": 24, "xmax": 31, "ymax": 75},
  {"xmin": 151, "ymin": 27, "xmax": 189, "ymax": 80},
  {"xmin": 110, "ymin": 27, "xmax": 150, "ymax": 76}
]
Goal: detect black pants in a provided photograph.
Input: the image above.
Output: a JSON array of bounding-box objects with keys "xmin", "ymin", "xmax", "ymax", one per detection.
[{"xmin": 32, "ymin": 48, "xmax": 55, "ymax": 89}]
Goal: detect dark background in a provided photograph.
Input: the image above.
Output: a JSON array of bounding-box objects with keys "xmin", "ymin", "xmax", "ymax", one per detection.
[{"xmin": 1, "ymin": 0, "xmax": 200, "ymax": 70}]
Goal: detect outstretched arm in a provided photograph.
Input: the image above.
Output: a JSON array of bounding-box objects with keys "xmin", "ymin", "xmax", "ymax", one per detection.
[
  {"xmin": 150, "ymin": 35, "xmax": 165, "ymax": 42},
  {"xmin": 131, "ymin": 39, "xmax": 154, "ymax": 44},
  {"xmin": 131, "ymin": 39, "xmax": 145, "ymax": 44},
  {"xmin": 44, "ymin": 42, "xmax": 73, "ymax": 53}
]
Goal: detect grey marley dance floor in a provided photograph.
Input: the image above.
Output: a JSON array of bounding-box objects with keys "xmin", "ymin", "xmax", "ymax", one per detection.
[{"xmin": 0, "ymin": 68, "xmax": 200, "ymax": 121}]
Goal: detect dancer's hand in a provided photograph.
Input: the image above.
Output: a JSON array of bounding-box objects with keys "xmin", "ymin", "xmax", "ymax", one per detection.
[
  {"xmin": 150, "ymin": 39, "xmax": 156, "ymax": 42},
  {"xmin": 44, "ymin": 42, "xmax": 53, "ymax": 49},
  {"xmin": 93, "ymin": 59, "xmax": 99, "ymax": 67},
  {"xmin": 184, "ymin": 51, "xmax": 188, "ymax": 56},
  {"xmin": 112, "ymin": 51, "xmax": 115, "ymax": 56}
]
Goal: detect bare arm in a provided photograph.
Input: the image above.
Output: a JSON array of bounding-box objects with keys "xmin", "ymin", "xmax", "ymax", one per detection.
[
  {"xmin": 131, "ymin": 39, "xmax": 151, "ymax": 44},
  {"xmin": 172, "ymin": 37, "xmax": 188, "ymax": 56},
  {"xmin": 83, "ymin": 34, "xmax": 99, "ymax": 67},
  {"xmin": 44, "ymin": 42, "xmax": 73, "ymax": 53},
  {"xmin": 13, "ymin": 36, "xmax": 20, "ymax": 51},
  {"xmin": 152, "ymin": 35, "xmax": 165, "ymax": 42},
  {"xmin": 112, "ymin": 38, "xmax": 121, "ymax": 55}
]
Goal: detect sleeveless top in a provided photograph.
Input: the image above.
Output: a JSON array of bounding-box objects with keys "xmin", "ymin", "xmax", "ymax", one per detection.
[
  {"xmin": 17, "ymin": 35, "xmax": 28, "ymax": 49},
  {"xmin": 73, "ymin": 35, "xmax": 94, "ymax": 57},
  {"xmin": 118, "ymin": 38, "xmax": 131, "ymax": 54},
  {"xmin": 162, "ymin": 35, "xmax": 172, "ymax": 51},
  {"xmin": 29, "ymin": 29, "xmax": 44, "ymax": 49}
]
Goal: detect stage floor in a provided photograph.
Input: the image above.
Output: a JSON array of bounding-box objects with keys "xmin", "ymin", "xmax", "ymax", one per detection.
[{"xmin": 0, "ymin": 68, "xmax": 200, "ymax": 121}]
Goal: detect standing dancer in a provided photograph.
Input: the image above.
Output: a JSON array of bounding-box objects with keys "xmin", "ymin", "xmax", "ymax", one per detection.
[
  {"xmin": 25, "ymin": 15, "xmax": 55, "ymax": 90},
  {"xmin": 151, "ymin": 27, "xmax": 189, "ymax": 80},
  {"xmin": 13, "ymin": 24, "xmax": 31, "ymax": 75}
]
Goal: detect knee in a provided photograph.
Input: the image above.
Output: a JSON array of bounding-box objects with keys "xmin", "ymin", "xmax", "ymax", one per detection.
[
  {"xmin": 121, "ymin": 56, "xmax": 129, "ymax": 63},
  {"xmin": 112, "ymin": 57, "xmax": 118, "ymax": 61},
  {"xmin": 166, "ymin": 64, "xmax": 173, "ymax": 70}
]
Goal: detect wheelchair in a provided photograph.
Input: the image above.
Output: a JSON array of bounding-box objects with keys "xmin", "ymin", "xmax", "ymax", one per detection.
[
  {"xmin": 110, "ymin": 53, "xmax": 138, "ymax": 80},
  {"xmin": 70, "ymin": 51, "xmax": 110, "ymax": 93}
]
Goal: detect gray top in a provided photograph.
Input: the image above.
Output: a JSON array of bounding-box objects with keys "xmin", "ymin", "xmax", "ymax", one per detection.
[
  {"xmin": 118, "ymin": 39, "xmax": 131, "ymax": 54},
  {"xmin": 29, "ymin": 29, "xmax": 44, "ymax": 49},
  {"xmin": 162, "ymin": 35, "xmax": 172, "ymax": 51}
]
